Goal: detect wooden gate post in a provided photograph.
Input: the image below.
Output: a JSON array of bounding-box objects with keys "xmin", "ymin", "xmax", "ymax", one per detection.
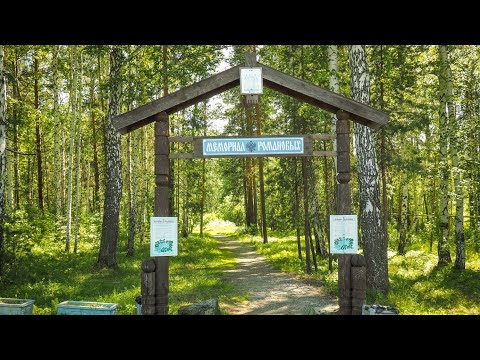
[
  {"xmin": 350, "ymin": 254, "xmax": 366, "ymax": 315},
  {"xmin": 154, "ymin": 111, "xmax": 170, "ymax": 315},
  {"xmin": 336, "ymin": 110, "xmax": 352, "ymax": 315},
  {"xmin": 141, "ymin": 259, "xmax": 156, "ymax": 315}
]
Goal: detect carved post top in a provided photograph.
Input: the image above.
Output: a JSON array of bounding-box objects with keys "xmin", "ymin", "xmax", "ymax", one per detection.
[
  {"xmin": 142, "ymin": 259, "xmax": 156, "ymax": 273},
  {"xmin": 351, "ymin": 254, "xmax": 366, "ymax": 267},
  {"xmin": 154, "ymin": 112, "xmax": 169, "ymax": 136},
  {"xmin": 245, "ymin": 52, "xmax": 257, "ymax": 67},
  {"xmin": 336, "ymin": 109, "xmax": 350, "ymax": 121}
]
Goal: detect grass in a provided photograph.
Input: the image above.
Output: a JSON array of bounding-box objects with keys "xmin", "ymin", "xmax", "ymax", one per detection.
[
  {"xmin": 237, "ymin": 230, "xmax": 480, "ymax": 315},
  {"xmin": 0, "ymin": 220, "xmax": 247, "ymax": 315}
]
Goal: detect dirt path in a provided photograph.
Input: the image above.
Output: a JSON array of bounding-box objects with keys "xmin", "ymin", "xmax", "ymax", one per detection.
[{"xmin": 216, "ymin": 235, "xmax": 339, "ymax": 315}]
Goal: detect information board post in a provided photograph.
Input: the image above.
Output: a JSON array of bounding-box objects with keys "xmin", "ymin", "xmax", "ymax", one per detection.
[
  {"xmin": 336, "ymin": 110, "xmax": 353, "ymax": 315},
  {"xmin": 154, "ymin": 112, "xmax": 170, "ymax": 315}
]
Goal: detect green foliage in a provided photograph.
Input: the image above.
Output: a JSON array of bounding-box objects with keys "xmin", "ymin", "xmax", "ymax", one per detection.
[
  {"xmin": 0, "ymin": 214, "xmax": 246, "ymax": 315},
  {"xmin": 239, "ymin": 230, "xmax": 480, "ymax": 314}
]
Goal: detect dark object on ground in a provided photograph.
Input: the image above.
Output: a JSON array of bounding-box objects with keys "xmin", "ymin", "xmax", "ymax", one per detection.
[
  {"xmin": 362, "ymin": 304, "xmax": 400, "ymax": 315},
  {"xmin": 178, "ymin": 299, "xmax": 220, "ymax": 315}
]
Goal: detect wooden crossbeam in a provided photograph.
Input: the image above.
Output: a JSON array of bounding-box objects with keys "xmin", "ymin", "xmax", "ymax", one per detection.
[
  {"xmin": 113, "ymin": 65, "xmax": 242, "ymax": 134},
  {"xmin": 260, "ymin": 63, "xmax": 388, "ymax": 129}
]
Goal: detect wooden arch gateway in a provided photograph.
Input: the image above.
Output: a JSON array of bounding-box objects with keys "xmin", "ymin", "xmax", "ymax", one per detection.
[{"xmin": 112, "ymin": 52, "xmax": 388, "ymax": 315}]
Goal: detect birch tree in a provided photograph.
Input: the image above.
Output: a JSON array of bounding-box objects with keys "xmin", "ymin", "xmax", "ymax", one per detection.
[
  {"xmin": 65, "ymin": 46, "xmax": 78, "ymax": 252},
  {"xmin": 437, "ymin": 46, "xmax": 452, "ymax": 265},
  {"xmin": 52, "ymin": 45, "xmax": 62, "ymax": 218},
  {"xmin": 0, "ymin": 45, "xmax": 7, "ymax": 274},
  {"xmin": 398, "ymin": 175, "xmax": 409, "ymax": 254},
  {"xmin": 127, "ymin": 130, "xmax": 138, "ymax": 256},
  {"xmin": 349, "ymin": 45, "xmax": 389, "ymax": 292},
  {"xmin": 73, "ymin": 50, "xmax": 83, "ymax": 254},
  {"xmin": 445, "ymin": 49, "xmax": 465, "ymax": 269},
  {"xmin": 97, "ymin": 46, "xmax": 123, "ymax": 268},
  {"xmin": 33, "ymin": 51, "xmax": 44, "ymax": 211},
  {"xmin": 328, "ymin": 45, "xmax": 338, "ymax": 170}
]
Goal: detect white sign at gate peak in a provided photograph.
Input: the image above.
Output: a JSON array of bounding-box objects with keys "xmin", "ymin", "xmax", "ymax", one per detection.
[
  {"xmin": 240, "ymin": 67, "xmax": 263, "ymax": 95},
  {"xmin": 329, "ymin": 215, "xmax": 358, "ymax": 254},
  {"xmin": 150, "ymin": 217, "xmax": 178, "ymax": 257}
]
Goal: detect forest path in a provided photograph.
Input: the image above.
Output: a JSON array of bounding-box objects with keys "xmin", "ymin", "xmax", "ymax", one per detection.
[{"xmin": 216, "ymin": 235, "xmax": 339, "ymax": 315}]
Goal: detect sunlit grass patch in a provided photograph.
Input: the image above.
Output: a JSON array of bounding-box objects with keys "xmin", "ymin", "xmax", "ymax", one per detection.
[
  {"xmin": 1, "ymin": 223, "xmax": 247, "ymax": 315},
  {"xmin": 236, "ymin": 229, "xmax": 480, "ymax": 315}
]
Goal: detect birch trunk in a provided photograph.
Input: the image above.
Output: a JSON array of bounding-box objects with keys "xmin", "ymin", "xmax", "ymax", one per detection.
[
  {"xmin": 328, "ymin": 45, "xmax": 338, "ymax": 172},
  {"xmin": 73, "ymin": 51, "xmax": 83, "ymax": 254},
  {"xmin": 349, "ymin": 45, "xmax": 389, "ymax": 292},
  {"xmin": 0, "ymin": 45, "xmax": 7, "ymax": 274},
  {"xmin": 127, "ymin": 130, "xmax": 138, "ymax": 256},
  {"xmin": 437, "ymin": 45, "xmax": 452, "ymax": 265},
  {"xmin": 12, "ymin": 54, "xmax": 20, "ymax": 209},
  {"xmin": 65, "ymin": 46, "xmax": 78, "ymax": 252},
  {"xmin": 34, "ymin": 54, "xmax": 44, "ymax": 211},
  {"xmin": 446, "ymin": 59, "xmax": 465, "ymax": 270},
  {"xmin": 98, "ymin": 46, "xmax": 123, "ymax": 268},
  {"xmin": 52, "ymin": 45, "xmax": 62, "ymax": 217},
  {"xmin": 398, "ymin": 178, "xmax": 409, "ymax": 255},
  {"xmin": 90, "ymin": 74, "xmax": 100, "ymax": 212}
]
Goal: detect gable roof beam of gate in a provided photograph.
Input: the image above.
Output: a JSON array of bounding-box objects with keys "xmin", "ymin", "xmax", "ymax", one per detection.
[{"xmin": 113, "ymin": 65, "xmax": 241, "ymax": 134}]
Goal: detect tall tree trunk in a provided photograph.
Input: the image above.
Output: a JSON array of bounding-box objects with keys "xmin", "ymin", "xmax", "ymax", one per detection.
[
  {"xmin": 200, "ymin": 104, "xmax": 207, "ymax": 237},
  {"xmin": 349, "ymin": 45, "xmax": 389, "ymax": 292},
  {"xmin": 127, "ymin": 130, "xmax": 138, "ymax": 256},
  {"xmin": 90, "ymin": 76, "xmax": 100, "ymax": 212},
  {"xmin": 378, "ymin": 45, "xmax": 389, "ymax": 244},
  {"xmin": 138, "ymin": 125, "xmax": 148, "ymax": 243},
  {"xmin": 66, "ymin": 46, "xmax": 78, "ymax": 252},
  {"xmin": 181, "ymin": 173, "xmax": 188, "ymax": 238},
  {"xmin": 161, "ymin": 45, "xmax": 174, "ymax": 217},
  {"xmin": 200, "ymin": 157, "xmax": 206, "ymax": 237},
  {"xmin": 73, "ymin": 105, "xmax": 82, "ymax": 253},
  {"xmin": 6, "ymin": 141, "xmax": 12, "ymax": 211},
  {"xmin": 328, "ymin": 45, "xmax": 338, "ymax": 171},
  {"xmin": 34, "ymin": 54, "xmax": 44, "ymax": 212},
  {"xmin": 323, "ymin": 141, "xmax": 333, "ymax": 270},
  {"xmin": 437, "ymin": 45, "xmax": 452, "ymax": 265},
  {"xmin": 0, "ymin": 45, "xmax": 7, "ymax": 275},
  {"xmin": 61, "ymin": 102, "xmax": 66, "ymax": 213},
  {"xmin": 446, "ymin": 62, "xmax": 465, "ymax": 270},
  {"xmin": 12, "ymin": 54, "xmax": 20, "ymax": 209},
  {"xmin": 255, "ymin": 102, "xmax": 268, "ymax": 243},
  {"xmin": 398, "ymin": 177, "xmax": 409, "ymax": 254},
  {"xmin": 52, "ymin": 45, "xmax": 62, "ymax": 218},
  {"xmin": 301, "ymin": 157, "xmax": 312, "ymax": 274},
  {"xmin": 98, "ymin": 46, "xmax": 123, "ymax": 268},
  {"xmin": 327, "ymin": 45, "xmax": 339, "ymax": 272},
  {"xmin": 293, "ymin": 158, "xmax": 302, "ymax": 260},
  {"xmin": 73, "ymin": 52, "xmax": 83, "ymax": 254},
  {"xmin": 245, "ymin": 107, "xmax": 256, "ymax": 229}
]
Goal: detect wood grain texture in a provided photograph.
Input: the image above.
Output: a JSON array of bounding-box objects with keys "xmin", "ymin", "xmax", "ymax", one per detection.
[
  {"xmin": 351, "ymin": 254, "xmax": 367, "ymax": 316},
  {"xmin": 336, "ymin": 115, "xmax": 353, "ymax": 315},
  {"xmin": 141, "ymin": 259, "xmax": 156, "ymax": 315},
  {"xmin": 154, "ymin": 113, "xmax": 170, "ymax": 315}
]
